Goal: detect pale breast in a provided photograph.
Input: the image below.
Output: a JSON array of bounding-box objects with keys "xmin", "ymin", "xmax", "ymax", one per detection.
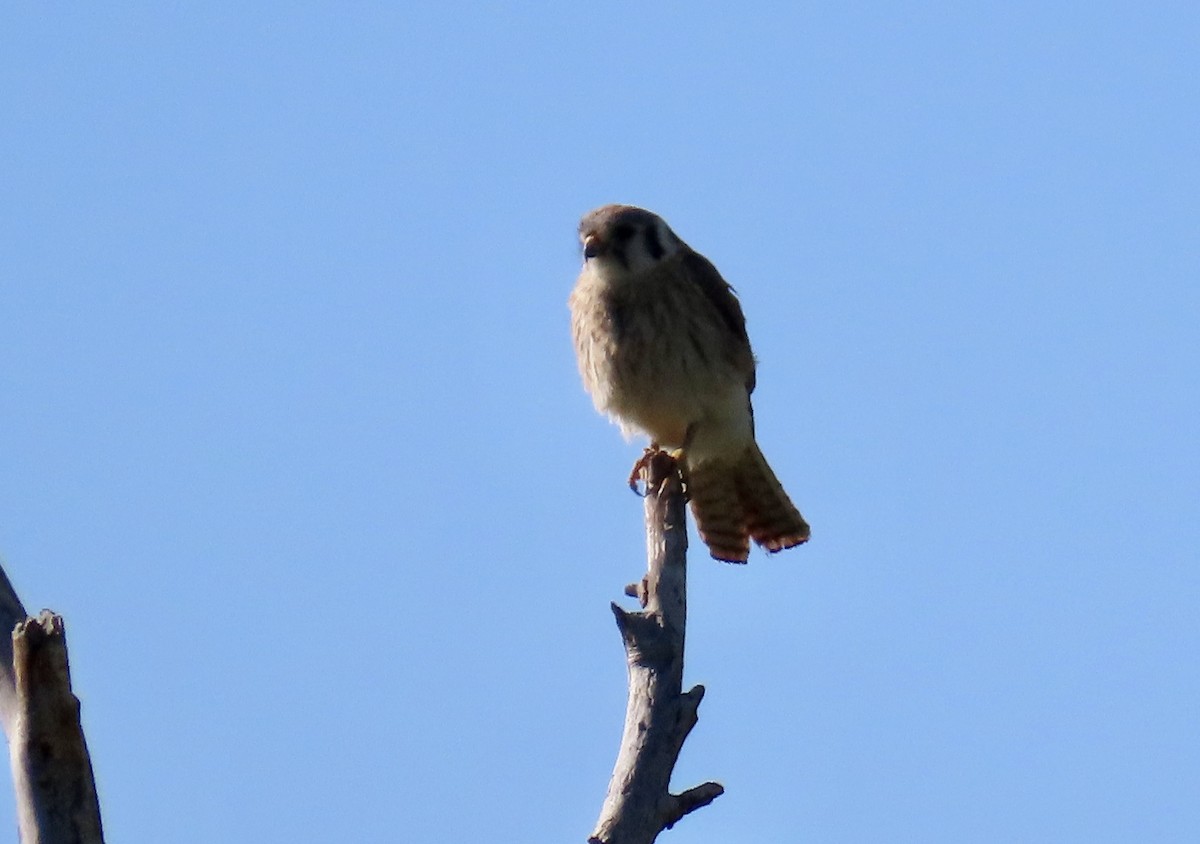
[{"xmin": 569, "ymin": 257, "xmax": 753, "ymax": 447}]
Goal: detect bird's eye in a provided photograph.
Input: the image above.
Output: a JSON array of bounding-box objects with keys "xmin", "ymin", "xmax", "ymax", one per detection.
[{"xmin": 612, "ymin": 224, "xmax": 636, "ymax": 242}]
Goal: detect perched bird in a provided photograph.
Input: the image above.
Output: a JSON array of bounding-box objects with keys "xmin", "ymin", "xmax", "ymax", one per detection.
[{"xmin": 569, "ymin": 204, "xmax": 810, "ymax": 562}]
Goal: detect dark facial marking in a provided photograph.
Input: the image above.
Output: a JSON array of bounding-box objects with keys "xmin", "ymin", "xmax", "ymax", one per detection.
[
  {"xmin": 643, "ymin": 224, "xmax": 665, "ymax": 260},
  {"xmin": 612, "ymin": 223, "xmax": 636, "ymax": 242}
]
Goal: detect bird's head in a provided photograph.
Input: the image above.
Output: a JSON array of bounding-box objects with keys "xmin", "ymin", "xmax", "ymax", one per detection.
[{"xmin": 578, "ymin": 204, "xmax": 684, "ymax": 275}]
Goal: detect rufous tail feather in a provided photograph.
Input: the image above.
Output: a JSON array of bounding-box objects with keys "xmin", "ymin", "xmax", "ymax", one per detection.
[{"xmin": 685, "ymin": 443, "xmax": 809, "ymax": 563}]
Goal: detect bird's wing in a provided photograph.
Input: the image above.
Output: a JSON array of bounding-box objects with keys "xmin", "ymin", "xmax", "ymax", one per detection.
[{"xmin": 680, "ymin": 250, "xmax": 757, "ymax": 393}]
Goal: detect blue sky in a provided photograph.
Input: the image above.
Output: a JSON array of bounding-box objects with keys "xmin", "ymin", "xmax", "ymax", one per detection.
[{"xmin": 2, "ymin": 3, "xmax": 1197, "ymax": 841}]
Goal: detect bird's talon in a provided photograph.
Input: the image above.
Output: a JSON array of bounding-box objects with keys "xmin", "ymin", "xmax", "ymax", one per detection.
[{"xmin": 627, "ymin": 445, "xmax": 661, "ymax": 495}]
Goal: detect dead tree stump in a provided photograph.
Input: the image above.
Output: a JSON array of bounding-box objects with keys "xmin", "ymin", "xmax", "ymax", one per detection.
[{"xmin": 589, "ymin": 450, "xmax": 723, "ymax": 844}]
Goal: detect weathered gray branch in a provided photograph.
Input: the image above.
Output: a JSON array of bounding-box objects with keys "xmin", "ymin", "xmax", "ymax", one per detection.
[
  {"xmin": 0, "ymin": 565, "xmax": 29, "ymax": 733},
  {"xmin": 590, "ymin": 451, "xmax": 723, "ymax": 844},
  {"xmin": 0, "ymin": 565, "xmax": 104, "ymax": 844}
]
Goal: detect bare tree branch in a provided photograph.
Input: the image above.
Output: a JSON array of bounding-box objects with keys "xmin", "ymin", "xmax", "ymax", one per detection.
[
  {"xmin": 590, "ymin": 451, "xmax": 723, "ymax": 844},
  {"xmin": 0, "ymin": 564, "xmax": 29, "ymax": 732},
  {"xmin": 0, "ymin": 563, "xmax": 104, "ymax": 844}
]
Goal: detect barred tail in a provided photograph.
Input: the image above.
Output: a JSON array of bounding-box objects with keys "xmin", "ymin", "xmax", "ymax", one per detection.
[
  {"xmin": 739, "ymin": 442, "xmax": 810, "ymax": 552},
  {"xmin": 686, "ymin": 443, "xmax": 809, "ymax": 563}
]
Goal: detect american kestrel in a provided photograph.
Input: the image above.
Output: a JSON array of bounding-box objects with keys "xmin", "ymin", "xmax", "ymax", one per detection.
[{"xmin": 569, "ymin": 204, "xmax": 810, "ymax": 563}]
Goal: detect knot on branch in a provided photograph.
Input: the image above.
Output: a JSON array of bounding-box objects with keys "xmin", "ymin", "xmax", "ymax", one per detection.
[{"xmin": 609, "ymin": 604, "xmax": 674, "ymax": 665}]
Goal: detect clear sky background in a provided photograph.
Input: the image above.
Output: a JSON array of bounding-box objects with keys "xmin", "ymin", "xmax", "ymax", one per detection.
[{"xmin": 2, "ymin": 3, "xmax": 1197, "ymax": 842}]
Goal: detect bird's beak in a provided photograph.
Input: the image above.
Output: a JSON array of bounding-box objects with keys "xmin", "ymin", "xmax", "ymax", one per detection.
[{"xmin": 582, "ymin": 234, "xmax": 604, "ymax": 259}]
